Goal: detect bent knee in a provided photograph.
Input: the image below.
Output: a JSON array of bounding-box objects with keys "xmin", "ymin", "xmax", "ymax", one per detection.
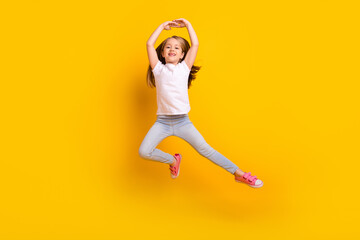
[{"xmin": 138, "ymin": 146, "xmax": 151, "ymax": 159}]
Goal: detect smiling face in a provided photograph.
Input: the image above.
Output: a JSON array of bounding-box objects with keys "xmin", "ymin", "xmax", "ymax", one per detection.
[{"xmin": 162, "ymin": 38, "xmax": 185, "ymax": 65}]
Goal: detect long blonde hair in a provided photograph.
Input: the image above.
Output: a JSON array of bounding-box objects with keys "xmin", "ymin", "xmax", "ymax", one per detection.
[{"xmin": 146, "ymin": 35, "xmax": 201, "ymax": 89}]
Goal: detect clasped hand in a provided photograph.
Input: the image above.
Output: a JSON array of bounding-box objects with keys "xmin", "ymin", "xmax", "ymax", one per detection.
[{"xmin": 163, "ymin": 18, "xmax": 190, "ymax": 30}]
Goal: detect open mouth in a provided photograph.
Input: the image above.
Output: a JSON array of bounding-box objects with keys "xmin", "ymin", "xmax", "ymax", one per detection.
[{"xmin": 168, "ymin": 53, "xmax": 176, "ymax": 57}]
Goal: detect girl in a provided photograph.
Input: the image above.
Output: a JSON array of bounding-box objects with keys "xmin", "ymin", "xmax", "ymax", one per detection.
[{"xmin": 139, "ymin": 18, "xmax": 263, "ymax": 188}]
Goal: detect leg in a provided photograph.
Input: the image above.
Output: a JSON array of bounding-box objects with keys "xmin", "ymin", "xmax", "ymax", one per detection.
[
  {"xmin": 138, "ymin": 121, "xmax": 175, "ymax": 164},
  {"xmin": 175, "ymin": 120, "xmax": 240, "ymax": 175}
]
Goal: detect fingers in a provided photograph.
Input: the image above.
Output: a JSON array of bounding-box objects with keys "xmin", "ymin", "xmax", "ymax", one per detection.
[
  {"xmin": 163, "ymin": 21, "xmax": 180, "ymax": 30},
  {"xmin": 163, "ymin": 20, "xmax": 182, "ymax": 30},
  {"xmin": 169, "ymin": 21, "xmax": 180, "ymax": 27},
  {"xmin": 171, "ymin": 19, "xmax": 187, "ymax": 27},
  {"xmin": 169, "ymin": 21, "xmax": 182, "ymax": 28},
  {"xmin": 165, "ymin": 21, "xmax": 178, "ymax": 26},
  {"xmin": 173, "ymin": 18, "xmax": 186, "ymax": 23}
]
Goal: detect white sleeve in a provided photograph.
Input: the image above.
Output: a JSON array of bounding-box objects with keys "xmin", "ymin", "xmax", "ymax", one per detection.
[
  {"xmin": 152, "ymin": 60, "xmax": 163, "ymax": 76},
  {"xmin": 181, "ymin": 60, "xmax": 191, "ymax": 74}
]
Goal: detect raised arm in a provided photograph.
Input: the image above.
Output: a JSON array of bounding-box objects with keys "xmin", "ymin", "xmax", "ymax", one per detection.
[
  {"xmin": 172, "ymin": 18, "xmax": 199, "ymax": 70},
  {"xmin": 146, "ymin": 21, "xmax": 178, "ymax": 70}
]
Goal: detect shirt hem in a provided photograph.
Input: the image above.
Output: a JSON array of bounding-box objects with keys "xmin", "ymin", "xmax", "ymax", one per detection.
[{"xmin": 156, "ymin": 112, "xmax": 190, "ymax": 115}]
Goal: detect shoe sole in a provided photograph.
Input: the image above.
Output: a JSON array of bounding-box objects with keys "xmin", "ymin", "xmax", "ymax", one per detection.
[
  {"xmin": 235, "ymin": 179, "xmax": 264, "ymax": 188},
  {"xmin": 171, "ymin": 153, "xmax": 181, "ymax": 179}
]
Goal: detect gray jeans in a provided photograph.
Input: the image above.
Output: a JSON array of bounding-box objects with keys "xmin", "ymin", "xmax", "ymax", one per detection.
[{"xmin": 138, "ymin": 114, "xmax": 239, "ymax": 174}]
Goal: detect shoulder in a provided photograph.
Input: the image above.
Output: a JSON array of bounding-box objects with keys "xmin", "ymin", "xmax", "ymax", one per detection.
[
  {"xmin": 180, "ymin": 60, "xmax": 191, "ymax": 73},
  {"xmin": 152, "ymin": 60, "xmax": 164, "ymax": 75}
]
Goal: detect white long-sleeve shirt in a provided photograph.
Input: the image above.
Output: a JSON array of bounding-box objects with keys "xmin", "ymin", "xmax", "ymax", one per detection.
[{"xmin": 152, "ymin": 60, "xmax": 191, "ymax": 115}]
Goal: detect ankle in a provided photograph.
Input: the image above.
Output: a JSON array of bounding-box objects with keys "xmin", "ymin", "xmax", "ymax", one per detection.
[
  {"xmin": 234, "ymin": 169, "xmax": 245, "ymax": 177},
  {"xmin": 169, "ymin": 157, "xmax": 176, "ymax": 167}
]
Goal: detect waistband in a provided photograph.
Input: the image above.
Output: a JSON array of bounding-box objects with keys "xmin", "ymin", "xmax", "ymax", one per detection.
[{"xmin": 157, "ymin": 114, "xmax": 188, "ymax": 119}]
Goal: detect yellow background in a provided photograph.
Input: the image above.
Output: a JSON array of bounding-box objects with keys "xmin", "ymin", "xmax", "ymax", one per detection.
[{"xmin": 1, "ymin": 0, "xmax": 359, "ymax": 239}]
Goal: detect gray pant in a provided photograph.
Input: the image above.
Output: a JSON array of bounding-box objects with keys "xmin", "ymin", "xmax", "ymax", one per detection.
[{"xmin": 138, "ymin": 114, "xmax": 239, "ymax": 174}]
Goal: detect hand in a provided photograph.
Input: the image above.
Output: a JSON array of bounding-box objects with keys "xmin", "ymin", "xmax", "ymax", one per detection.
[
  {"xmin": 162, "ymin": 21, "xmax": 179, "ymax": 30},
  {"xmin": 171, "ymin": 18, "xmax": 190, "ymax": 28}
]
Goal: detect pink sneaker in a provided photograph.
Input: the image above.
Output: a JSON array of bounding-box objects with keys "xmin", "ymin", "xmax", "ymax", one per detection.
[
  {"xmin": 235, "ymin": 172, "xmax": 263, "ymax": 188},
  {"xmin": 169, "ymin": 153, "xmax": 182, "ymax": 179}
]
